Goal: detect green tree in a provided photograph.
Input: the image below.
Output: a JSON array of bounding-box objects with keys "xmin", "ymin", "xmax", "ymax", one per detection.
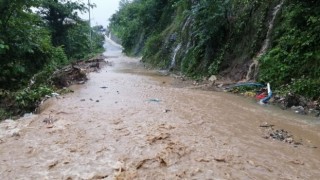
[{"xmin": 0, "ymin": 0, "xmax": 56, "ymax": 89}]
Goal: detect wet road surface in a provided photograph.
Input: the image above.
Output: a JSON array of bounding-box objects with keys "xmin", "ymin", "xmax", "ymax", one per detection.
[{"xmin": 1, "ymin": 39, "xmax": 320, "ymax": 179}]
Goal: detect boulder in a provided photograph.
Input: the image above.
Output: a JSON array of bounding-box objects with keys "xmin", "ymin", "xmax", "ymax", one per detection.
[{"xmin": 209, "ymin": 75, "xmax": 217, "ymax": 82}]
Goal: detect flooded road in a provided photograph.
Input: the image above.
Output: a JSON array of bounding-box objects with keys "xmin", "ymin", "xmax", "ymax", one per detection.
[{"xmin": 1, "ymin": 39, "xmax": 320, "ymax": 179}]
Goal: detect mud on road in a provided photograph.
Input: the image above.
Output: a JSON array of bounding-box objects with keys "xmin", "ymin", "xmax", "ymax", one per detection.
[{"xmin": 0, "ymin": 39, "xmax": 320, "ymax": 179}]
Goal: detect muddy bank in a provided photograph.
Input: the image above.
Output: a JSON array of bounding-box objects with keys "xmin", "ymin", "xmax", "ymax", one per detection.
[
  {"xmin": 0, "ymin": 40, "xmax": 320, "ymax": 179},
  {"xmin": 51, "ymin": 55, "xmax": 110, "ymax": 88}
]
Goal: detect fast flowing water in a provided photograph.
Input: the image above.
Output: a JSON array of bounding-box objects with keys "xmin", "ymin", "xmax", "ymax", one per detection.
[
  {"xmin": 246, "ymin": 1, "xmax": 284, "ymax": 81},
  {"xmin": 0, "ymin": 39, "xmax": 320, "ymax": 179},
  {"xmin": 169, "ymin": 43, "xmax": 182, "ymax": 70}
]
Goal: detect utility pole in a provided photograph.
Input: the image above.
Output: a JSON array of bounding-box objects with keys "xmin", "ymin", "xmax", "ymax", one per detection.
[{"xmin": 88, "ymin": 0, "xmax": 92, "ymax": 51}]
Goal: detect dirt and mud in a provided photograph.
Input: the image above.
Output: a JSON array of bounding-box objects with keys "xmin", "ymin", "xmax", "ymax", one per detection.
[
  {"xmin": 51, "ymin": 55, "xmax": 111, "ymax": 88},
  {"xmin": 0, "ymin": 39, "xmax": 320, "ymax": 179}
]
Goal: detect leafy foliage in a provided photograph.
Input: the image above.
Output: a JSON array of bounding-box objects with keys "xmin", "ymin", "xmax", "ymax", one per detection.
[
  {"xmin": 259, "ymin": 0, "xmax": 320, "ymax": 99},
  {"xmin": 109, "ymin": 0, "xmax": 175, "ymax": 55},
  {"xmin": 0, "ymin": 0, "xmax": 105, "ymax": 119}
]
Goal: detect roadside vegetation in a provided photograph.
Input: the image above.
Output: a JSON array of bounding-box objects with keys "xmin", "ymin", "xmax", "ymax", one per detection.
[
  {"xmin": 0, "ymin": 0, "xmax": 105, "ymax": 120},
  {"xmin": 109, "ymin": 0, "xmax": 320, "ymax": 102}
]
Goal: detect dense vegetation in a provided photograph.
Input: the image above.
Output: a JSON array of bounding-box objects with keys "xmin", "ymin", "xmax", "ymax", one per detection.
[
  {"xmin": 109, "ymin": 0, "xmax": 320, "ymax": 100},
  {"xmin": 0, "ymin": 0, "xmax": 105, "ymax": 119}
]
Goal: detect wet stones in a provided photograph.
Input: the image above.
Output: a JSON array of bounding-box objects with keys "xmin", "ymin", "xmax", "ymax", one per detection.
[
  {"xmin": 269, "ymin": 129, "xmax": 293, "ymax": 142},
  {"xmin": 260, "ymin": 123, "xmax": 302, "ymax": 146},
  {"xmin": 291, "ymin": 106, "xmax": 306, "ymax": 115}
]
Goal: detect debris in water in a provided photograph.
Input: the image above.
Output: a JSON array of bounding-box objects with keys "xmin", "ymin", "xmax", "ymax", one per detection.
[
  {"xmin": 259, "ymin": 122, "xmax": 274, "ymax": 128},
  {"xmin": 136, "ymin": 159, "xmax": 151, "ymax": 169},
  {"xmin": 46, "ymin": 125, "xmax": 54, "ymax": 128},
  {"xmin": 43, "ymin": 116, "xmax": 56, "ymax": 124},
  {"xmin": 91, "ymin": 174, "xmax": 109, "ymax": 179},
  {"xmin": 48, "ymin": 160, "xmax": 59, "ymax": 169},
  {"xmin": 290, "ymin": 160, "xmax": 304, "ymax": 165},
  {"xmin": 110, "ymin": 161, "xmax": 125, "ymax": 171},
  {"xmin": 196, "ymin": 158, "xmax": 211, "ymax": 163},
  {"xmin": 147, "ymin": 132, "xmax": 170, "ymax": 144},
  {"xmin": 147, "ymin": 98, "xmax": 161, "ymax": 103},
  {"xmin": 214, "ymin": 157, "xmax": 226, "ymax": 163},
  {"xmin": 12, "ymin": 132, "xmax": 20, "ymax": 137},
  {"xmin": 158, "ymin": 157, "xmax": 167, "ymax": 167}
]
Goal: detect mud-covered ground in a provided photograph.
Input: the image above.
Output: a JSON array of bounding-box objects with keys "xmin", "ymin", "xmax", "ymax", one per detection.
[{"xmin": 0, "ymin": 39, "xmax": 320, "ymax": 179}]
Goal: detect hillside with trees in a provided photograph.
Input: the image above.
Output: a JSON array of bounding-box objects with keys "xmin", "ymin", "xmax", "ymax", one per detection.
[
  {"xmin": 109, "ymin": 0, "xmax": 320, "ymax": 101},
  {"xmin": 0, "ymin": 0, "xmax": 105, "ymax": 119}
]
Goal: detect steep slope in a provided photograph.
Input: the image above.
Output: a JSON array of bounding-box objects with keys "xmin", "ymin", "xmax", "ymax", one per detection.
[{"xmin": 109, "ymin": 0, "xmax": 320, "ymax": 99}]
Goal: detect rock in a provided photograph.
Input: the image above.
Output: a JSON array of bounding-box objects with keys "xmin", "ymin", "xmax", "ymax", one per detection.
[
  {"xmin": 208, "ymin": 75, "xmax": 217, "ymax": 82},
  {"xmin": 218, "ymin": 84, "xmax": 224, "ymax": 88},
  {"xmin": 284, "ymin": 94, "xmax": 300, "ymax": 108},
  {"xmin": 285, "ymin": 137, "xmax": 294, "ymax": 143},
  {"xmin": 169, "ymin": 33, "xmax": 177, "ymax": 42},
  {"xmin": 51, "ymin": 93, "xmax": 60, "ymax": 97},
  {"xmin": 308, "ymin": 109, "xmax": 320, "ymax": 117},
  {"xmin": 291, "ymin": 106, "xmax": 306, "ymax": 114},
  {"xmin": 291, "ymin": 106, "xmax": 304, "ymax": 111},
  {"xmin": 298, "ymin": 96, "xmax": 308, "ymax": 107}
]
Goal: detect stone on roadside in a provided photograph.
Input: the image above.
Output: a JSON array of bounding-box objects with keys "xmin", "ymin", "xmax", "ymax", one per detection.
[{"xmin": 209, "ymin": 75, "xmax": 217, "ymax": 82}]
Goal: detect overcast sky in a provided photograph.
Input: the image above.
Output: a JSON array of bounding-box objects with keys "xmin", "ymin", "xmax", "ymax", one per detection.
[{"xmin": 78, "ymin": 0, "xmax": 121, "ymax": 27}]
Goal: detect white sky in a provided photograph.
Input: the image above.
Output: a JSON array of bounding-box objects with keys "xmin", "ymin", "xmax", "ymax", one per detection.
[{"xmin": 78, "ymin": 0, "xmax": 121, "ymax": 27}]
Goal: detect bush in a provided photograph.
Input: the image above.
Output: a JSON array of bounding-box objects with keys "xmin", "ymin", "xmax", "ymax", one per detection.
[
  {"xmin": 259, "ymin": 1, "xmax": 320, "ymax": 99},
  {"xmin": 15, "ymin": 86, "xmax": 54, "ymax": 112}
]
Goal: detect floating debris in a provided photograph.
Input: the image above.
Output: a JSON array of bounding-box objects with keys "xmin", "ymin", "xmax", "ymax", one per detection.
[
  {"xmin": 214, "ymin": 157, "xmax": 226, "ymax": 163},
  {"xmin": 163, "ymin": 109, "xmax": 171, "ymax": 113},
  {"xmin": 43, "ymin": 115, "xmax": 57, "ymax": 128},
  {"xmin": 147, "ymin": 98, "xmax": 161, "ymax": 103}
]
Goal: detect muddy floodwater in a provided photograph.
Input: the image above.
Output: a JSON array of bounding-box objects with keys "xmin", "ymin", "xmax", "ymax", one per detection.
[{"xmin": 1, "ymin": 39, "xmax": 320, "ymax": 180}]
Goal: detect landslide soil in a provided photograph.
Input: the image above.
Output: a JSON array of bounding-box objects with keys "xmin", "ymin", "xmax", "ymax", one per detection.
[{"xmin": 0, "ymin": 39, "xmax": 320, "ymax": 180}]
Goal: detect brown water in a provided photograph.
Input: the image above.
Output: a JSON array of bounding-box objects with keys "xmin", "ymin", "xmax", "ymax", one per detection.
[{"xmin": 1, "ymin": 39, "xmax": 320, "ymax": 180}]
